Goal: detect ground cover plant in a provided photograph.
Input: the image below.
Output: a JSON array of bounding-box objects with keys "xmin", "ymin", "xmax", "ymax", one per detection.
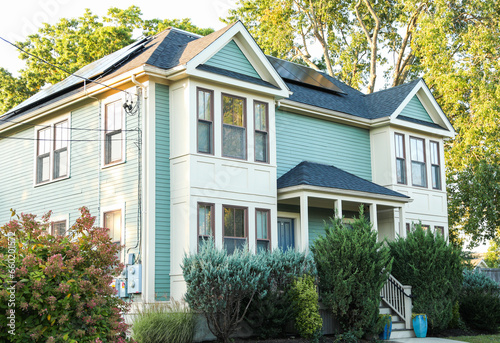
[
  {"xmin": 0, "ymin": 208, "xmax": 131, "ymax": 342},
  {"xmin": 388, "ymin": 224, "xmax": 463, "ymax": 333},
  {"xmin": 311, "ymin": 209, "xmax": 392, "ymax": 339}
]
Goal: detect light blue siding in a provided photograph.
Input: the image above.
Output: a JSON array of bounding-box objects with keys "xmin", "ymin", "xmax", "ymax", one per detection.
[
  {"xmin": 0, "ymin": 102, "xmax": 140, "ymax": 256},
  {"xmin": 400, "ymin": 95, "xmax": 433, "ymax": 123},
  {"xmin": 155, "ymin": 84, "xmax": 170, "ymax": 298},
  {"xmin": 205, "ymin": 40, "xmax": 260, "ymax": 79},
  {"xmin": 276, "ymin": 109, "xmax": 372, "ymax": 180},
  {"xmin": 308, "ymin": 207, "xmax": 334, "ymax": 247}
]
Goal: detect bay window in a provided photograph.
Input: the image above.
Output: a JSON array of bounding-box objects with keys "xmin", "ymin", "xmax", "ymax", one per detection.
[
  {"xmin": 222, "ymin": 94, "xmax": 246, "ymax": 159},
  {"xmin": 430, "ymin": 141, "xmax": 441, "ymax": 189},
  {"xmin": 395, "ymin": 133, "xmax": 406, "ymax": 184},
  {"xmin": 198, "ymin": 203, "xmax": 214, "ymax": 250},
  {"xmin": 223, "ymin": 205, "xmax": 247, "ymax": 254},
  {"xmin": 410, "ymin": 137, "xmax": 427, "ymax": 187},
  {"xmin": 256, "ymin": 209, "xmax": 270, "ymax": 252},
  {"xmin": 254, "ymin": 101, "xmax": 269, "ymax": 163},
  {"xmin": 197, "ymin": 88, "xmax": 213, "ymax": 154}
]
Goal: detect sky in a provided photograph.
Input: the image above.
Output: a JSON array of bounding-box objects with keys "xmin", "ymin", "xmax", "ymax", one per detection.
[{"xmin": 0, "ymin": 0, "xmax": 236, "ymax": 75}]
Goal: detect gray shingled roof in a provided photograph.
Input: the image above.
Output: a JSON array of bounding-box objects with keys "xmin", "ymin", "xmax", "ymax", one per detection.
[{"xmin": 277, "ymin": 161, "xmax": 409, "ymax": 199}]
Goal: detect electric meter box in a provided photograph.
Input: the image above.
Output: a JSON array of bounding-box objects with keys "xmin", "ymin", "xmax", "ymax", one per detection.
[{"xmin": 127, "ymin": 264, "xmax": 142, "ymax": 294}]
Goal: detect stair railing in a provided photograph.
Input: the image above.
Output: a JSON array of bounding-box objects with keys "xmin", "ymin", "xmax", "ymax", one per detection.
[{"xmin": 380, "ymin": 274, "xmax": 413, "ymax": 329}]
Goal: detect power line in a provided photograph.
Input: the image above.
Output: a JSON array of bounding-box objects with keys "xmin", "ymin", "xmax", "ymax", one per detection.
[
  {"xmin": 0, "ymin": 117, "xmax": 139, "ymax": 132},
  {"xmin": 0, "ymin": 36, "xmax": 133, "ymax": 97},
  {"xmin": 0, "ymin": 135, "xmax": 137, "ymax": 143}
]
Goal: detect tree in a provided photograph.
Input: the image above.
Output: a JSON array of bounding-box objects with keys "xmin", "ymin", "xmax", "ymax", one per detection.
[
  {"xmin": 485, "ymin": 240, "xmax": 500, "ymax": 268},
  {"xmin": 0, "ymin": 208, "xmax": 130, "ymax": 342},
  {"xmin": 0, "ymin": 7, "xmax": 213, "ymax": 115}
]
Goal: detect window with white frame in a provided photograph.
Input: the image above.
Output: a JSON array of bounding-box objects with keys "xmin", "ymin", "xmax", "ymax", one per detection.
[
  {"xmin": 197, "ymin": 88, "xmax": 214, "ymax": 154},
  {"xmin": 198, "ymin": 203, "xmax": 214, "ymax": 250},
  {"xmin": 410, "ymin": 137, "xmax": 427, "ymax": 187},
  {"xmin": 256, "ymin": 209, "xmax": 270, "ymax": 252},
  {"xmin": 103, "ymin": 210, "xmax": 121, "ymax": 244},
  {"xmin": 222, "ymin": 94, "xmax": 246, "ymax": 159},
  {"xmin": 254, "ymin": 102, "xmax": 269, "ymax": 163},
  {"xmin": 36, "ymin": 120, "xmax": 69, "ymax": 184},
  {"xmin": 395, "ymin": 133, "xmax": 406, "ymax": 184},
  {"xmin": 104, "ymin": 100, "xmax": 124, "ymax": 165},
  {"xmin": 51, "ymin": 220, "xmax": 66, "ymax": 236},
  {"xmin": 430, "ymin": 141, "xmax": 441, "ymax": 189}
]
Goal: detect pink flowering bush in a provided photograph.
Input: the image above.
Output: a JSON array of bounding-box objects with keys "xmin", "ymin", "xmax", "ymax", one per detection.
[{"xmin": 0, "ymin": 207, "xmax": 133, "ymax": 342}]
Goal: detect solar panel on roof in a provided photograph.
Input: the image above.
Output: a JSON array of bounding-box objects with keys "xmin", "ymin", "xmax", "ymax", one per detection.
[
  {"xmin": 268, "ymin": 56, "xmax": 345, "ymax": 94},
  {"xmin": 6, "ymin": 36, "xmax": 151, "ymax": 115}
]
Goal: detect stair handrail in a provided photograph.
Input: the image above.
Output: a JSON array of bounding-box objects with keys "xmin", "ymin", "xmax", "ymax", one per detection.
[{"xmin": 380, "ymin": 274, "xmax": 413, "ymax": 330}]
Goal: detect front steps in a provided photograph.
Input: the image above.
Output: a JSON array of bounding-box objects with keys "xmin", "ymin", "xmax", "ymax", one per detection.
[{"xmin": 379, "ymin": 304, "xmax": 415, "ymax": 339}]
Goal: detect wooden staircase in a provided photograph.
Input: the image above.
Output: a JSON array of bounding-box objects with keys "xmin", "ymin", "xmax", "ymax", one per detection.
[{"xmin": 380, "ymin": 274, "xmax": 415, "ymax": 339}]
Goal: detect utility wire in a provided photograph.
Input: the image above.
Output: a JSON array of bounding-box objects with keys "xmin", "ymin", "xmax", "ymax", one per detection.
[
  {"xmin": 0, "ymin": 36, "xmax": 133, "ymax": 97},
  {"xmin": 0, "ymin": 117, "xmax": 138, "ymax": 132}
]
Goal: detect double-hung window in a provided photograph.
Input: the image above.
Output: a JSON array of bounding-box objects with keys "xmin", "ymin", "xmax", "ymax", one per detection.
[
  {"xmin": 223, "ymin": 205, "xmax": 247, "ymax": 254},
  {"xmin": 198, "ymin": 203, "xmax": 214, "ymax": 250},
  {"xmin": 222, "ymin": 94, "xmax": 246, "ymax": 159},
  {"xmin": 51, "ymin": 220, "xmax": 66, "ymax": 236},
  {"xmin": 104, "ymin": 210, "xmax": 121, "ymax": 245},
  {"xmin": 256, "ymin": 209, "xmax": 270, "ymax": 252},
  {"xmin": 410, "ymin": 137, "xmax": 426, "ymax": 187},
  {"xmin": 36, "ymin": 120, "xmax": 68, "ymax": 184},
  {"xmin": 104, "ymin": 101, "xmax": 123, "ymax": 165},
  {"xmin": 395, "ymin": 133, "xmax": 406, "ymax": 184},
  {"xmin": 430, "ymin": 141, "xmax": 441, "ymax": 189},
  {"xmin": 197, "ymin": 89, "xmax": 213, "ymax": 154},
  {"xmin": 254, "ymin": 102, "xmax": 269, "ymax": 163}
]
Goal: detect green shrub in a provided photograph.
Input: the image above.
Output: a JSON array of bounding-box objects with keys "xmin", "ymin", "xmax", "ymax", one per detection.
[
  {"xmin": 311, "ymin": 209, "xmax": 393, "ymax": 338},
  {"xmin": 245, "ymin": 249, "xmax": 316, "ymax": 338},
  {"xmin": 290, "ymin": 274, "xmax": 322, "ymax": 341},
  {"xmin": 182, "ymin": 240, "xmax": 270, "ymax": 343},
  {"xmin": 459, "ymin": 270, "xmax": 500, "ymax": 332},
  {"xmin": 388, "ymin": 224, "xmax": 463, "ymax": 333},
  {"xmin": 132, "ymin": 300, "xmax": 195, "ymax": 343},
  {"xmin": 0, "ymin": 208, "xmax": 130, "ymax": 343}
]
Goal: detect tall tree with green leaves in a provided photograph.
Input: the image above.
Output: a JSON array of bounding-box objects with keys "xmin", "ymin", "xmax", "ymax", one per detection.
[{"xmin": 0, "ymin": 6, "xmax": 213, "ymax": 115}]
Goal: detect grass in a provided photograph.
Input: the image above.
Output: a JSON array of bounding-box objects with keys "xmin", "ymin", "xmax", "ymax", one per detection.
[
  {"xmin": 449, "ymin": 334, "xmax": 500, "ymax": 343},
  {"xmin": 132, "ymin": 299, "xmax": 196, "ymax": 343}
]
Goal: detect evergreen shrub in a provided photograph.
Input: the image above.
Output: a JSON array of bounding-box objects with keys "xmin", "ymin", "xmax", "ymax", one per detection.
[
  {"xmin": 388, "ymin": 224, "xmax": 462, "ymax": 333},
  {"xmin": 459, "ymin": 270, "xmax": 500, "ymax": 332},
  {"xmin": 311, "ymin": 209, "xmax": 392, "ymax": 338},
  {"xmin": 0, "ymin": 208, "xmax": 131, "ymax": 342},
  {"xmin": 290, "ymin": 274, "xmax": 322, "ymax": 341},
  {"xmin": 132, "ymin": 300, "xmax": 195, "ymax": 343},
  {"xmin": 182, "ymin": 241, "xmax": 270, "ymax": 343},
  {"xmin": 245, "ymin": 249, "xmax": 316, "ymax": 338}
]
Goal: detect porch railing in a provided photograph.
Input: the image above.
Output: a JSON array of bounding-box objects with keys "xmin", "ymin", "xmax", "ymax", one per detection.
[{"xmin": 380, "ymin": 274, "xmax": 413, "ymax": 329}]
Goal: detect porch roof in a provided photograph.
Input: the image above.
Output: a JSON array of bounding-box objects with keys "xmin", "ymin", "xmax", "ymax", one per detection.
[{"xmin": 277, "ymin": 161, "xmax": 409, "ymax": 200}]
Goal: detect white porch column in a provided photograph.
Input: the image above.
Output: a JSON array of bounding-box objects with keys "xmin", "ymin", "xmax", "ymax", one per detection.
[
  {"xmin": 369, "ymin": 203, "xmax": 378, "ymax": 232},
  {"xmin": 300, "ymin": 194, "xmax": 309, "ymax": 253},
  {"xmin": 399, "ymin": 206, "xmax": 406, "ymax": 238},
  {"xmin": 334, "ymin": 199, "xmax": 342, "ymax": 218}
]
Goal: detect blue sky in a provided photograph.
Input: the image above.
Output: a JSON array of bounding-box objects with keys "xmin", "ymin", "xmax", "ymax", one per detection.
[{"xmin": 0, "ymin": 0, "xmax": 234, "ymax": 75}]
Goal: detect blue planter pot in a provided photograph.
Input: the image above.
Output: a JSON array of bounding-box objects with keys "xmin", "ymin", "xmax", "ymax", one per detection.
[
  {"xmin": 379, "ymin": 322, "xmax": 392, "ymax": 340},
  {"xmin": 412, "ymin": 315, "xmax": 428, "ymax": 338}
]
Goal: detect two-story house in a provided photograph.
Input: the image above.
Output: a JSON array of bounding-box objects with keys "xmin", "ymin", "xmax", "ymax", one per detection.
[{"xmin": 0, "ymin": 22, "xmax": 454, "ymax": 325}]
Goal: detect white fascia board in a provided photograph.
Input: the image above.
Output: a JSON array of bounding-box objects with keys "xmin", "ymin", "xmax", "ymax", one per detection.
[
  {"xmin": 189, "ymin": 68, "xmax": 289, "ymax": 98},
  {"xmin": 185, "ymin": 21, "xmax": 289, "ymax": 96},
  {"xmin": 390, "ymin": 79, "xmax": 456, "ymax": 137},
  {"xmin": 390, "ymin": 118, "xmax": 456, "ymax": 138},
  {"xmin": 278, "ymin": 184, "xmax": 412, "ymax": 204},
  {"xmin": 0, "ymin": 66, "xmax": 148, "ymax": 133}
]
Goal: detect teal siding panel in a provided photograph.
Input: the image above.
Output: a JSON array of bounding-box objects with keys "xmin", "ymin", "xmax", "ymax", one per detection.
[
  {"xmin": 308, "ymin": 207, "xmax": 334, "ymax": 247},
  {"xmin": 276, "ymin": 110, "xmax": 372, "ymax": 180},
  {"xmin": 400, "ymin": 96, "xmax": 433, "ymax": 123},
  {"xmin": 205, "ymin": 40, "xmax": 260, "ymax": 79},
  {"xmin": 155, "ymin": 83, "xmax": 171, "ymax": 298}
]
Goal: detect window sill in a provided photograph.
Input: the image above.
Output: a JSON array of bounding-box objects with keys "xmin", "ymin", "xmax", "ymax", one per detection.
[
  {"xmin": 34, "ymin": 175, "xmax": 70, "ymax": 188},
  {"xmin": 102, "ymin": 160, "xmax": 126, "ymax": 169}
]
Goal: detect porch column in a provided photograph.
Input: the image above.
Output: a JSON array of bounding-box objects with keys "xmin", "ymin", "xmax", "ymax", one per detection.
[
  {"xmin": 369, "ymin": 203, "xmax": 378, "ymax": 232},
  {"xmin": 300, "ymin": 194, "xmax": 309, "ymax": 253},
  {"xmin": 334, "ymin": 199, "xmax": 342, "ymax": 218},
  {"xmin": 399, "ymin": 206, "xmax": 406, "ymax": 238}
]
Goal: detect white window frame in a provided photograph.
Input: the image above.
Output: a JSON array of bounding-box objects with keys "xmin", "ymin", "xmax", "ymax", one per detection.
[
  {"xmin": 50, "ymin": 214, "xmax": 69, "ymax": 236},
  {"xmin": 33, "ymin": 115, "xmax": 71, "ymax": 187},
  {"xmin": 101, "ymin": 203, "xmax": 126, "ymax": 262},
  {"xmin": 101, "ymin": 93, "xmax": 127, "ymax": 169}
]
